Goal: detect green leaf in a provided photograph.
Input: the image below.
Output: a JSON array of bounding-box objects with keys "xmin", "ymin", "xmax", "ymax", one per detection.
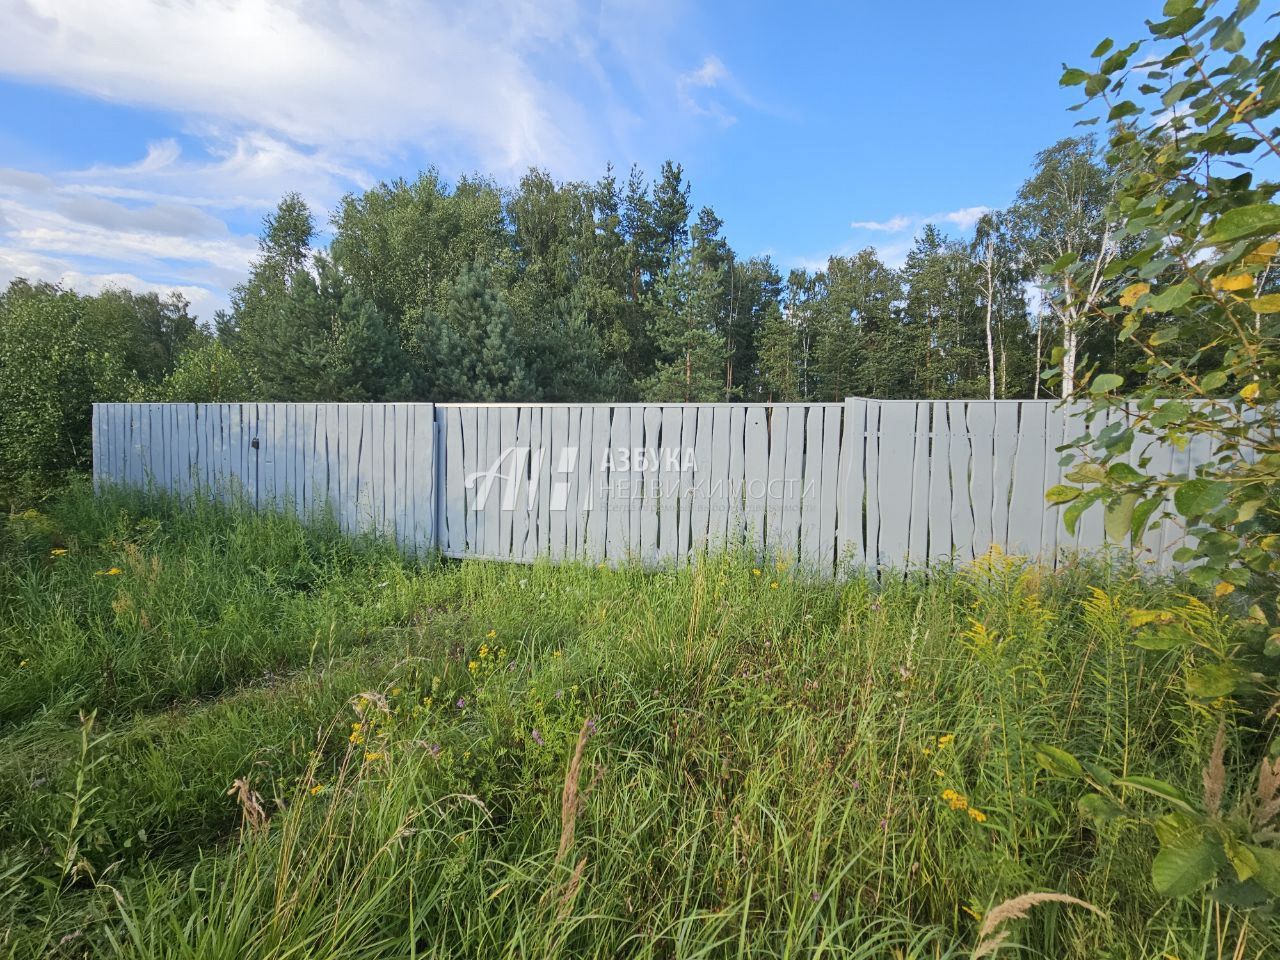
[
  {"xmin": 1174, "ymin": 479, "xmax": 1230, "ymax": 517},
  {"xmin": 1149, "ymin": 283, "xmax": 1195, "ymax": 311},
  {"xmin": 1132, "ymin": 496, "xmax": 1162, "ymax": 541},
  {"xmin": 1105, "ymin": 494, "xmax": 1138, "ymax": 542},
  {"xmin": 1152, "ymin": 838, "xmax": 1218, "ymax": 897},
  {"xmin": 1208, "ymin": 204, "xmax": 1280, "ymax": 245},
  {"xmin": 1066, "ymin": 462, "xmax": 1108, "ymax": 483},
  {"xmin": 1114, "ymin": 775, "xmax": 1194, "ymax": 810},
  {"xmin": 1079, "ymin": 792, "xmax": 1126, "ymax": 822},
  {"xmin": 1091, "ymin": 373, "xmax": 1125, "ymax": 394},
  {"xmin": 1249, "ymin": 293, "xmax": 1280, "ymax": 313},
  {"xmin": 1090, "ymin": 39, "xmax": 1114, "ymax": 58},
  {"xmin": 1034, "ymin": 744, "xmax": 1084, "ymax": 778},
  {"xmin": 1249, "ymin": 846, "xmax": 1280, "ymax": 896},
  {"xmin": 1046, "ymin": 484, "xmax": 1082, "ymax": 505},
  {"xmin": 1108, "ymin": 100, "xmax": 1142, "ymax": 120},
  {"xmin": 1061, "ymin": 66, "xmax": 1090, "ymax": 87},
  {"xmin": 1133, "ymin": 629, "xmax": 1191, "ymax": 651},
  {"xmin": 1200, "ymin": 370, "xmax": 1228, "ymax": 391},
  {"xmin": 1063, "ymin": 498, "xmax": 1090, "ymax": 537},
  {"xmin": 1150, "ymin": 400, "xmax": 1189, "ymax": 427},
  {"xmin": 1107, "ymin": 462, "xmax": 1144, "ymax": 483},
  {"xmin": 1186, "ymin": 663, "xmax": 1240, "ymax": 699}
]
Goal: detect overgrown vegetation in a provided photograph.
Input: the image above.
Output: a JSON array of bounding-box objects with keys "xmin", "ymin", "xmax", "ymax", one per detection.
[
  {"xmin": 1045, "ymin": 0, "xmax": 1280, "ymax": 908},
  {"xmin": 1, "ymin": 486, "xmax": 1274, "ymax": 957}
]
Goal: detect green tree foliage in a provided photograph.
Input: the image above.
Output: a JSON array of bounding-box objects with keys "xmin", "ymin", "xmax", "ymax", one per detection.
[
  {"xmin": 0, "ymin": 281, "xmax": 188, "ymax": 500},
  {"xmin": 82, "ymin": 288, "xmax": 201, "ymax": 383},
  {"xmin": 643, "ymin": 251, "xmax": 726, "ymax": 402},
  {"xmin": 1044, "ymin": 0, "xmax": 1280, "ymax": 908},
  {"xmin": 238, "ymin": 258, "xmax": 412, "ymax": 402},
  {"xmin": 410, "ymin": 263, "xmax": 533, "ymax": 401},
  {"xmin": 147, "ymin": 336, "xmax": 255, "ymax": 403},
  {"xmin": 330, "ymin": 171, "xmax": 508, "ymax": 326},
  {"xmin": 221, "ymin": 192, "xmax": 316, "ymax": 346},
  {"xmin": 814, "ymin": 250, "xmax": 910, "ymax": 400}
]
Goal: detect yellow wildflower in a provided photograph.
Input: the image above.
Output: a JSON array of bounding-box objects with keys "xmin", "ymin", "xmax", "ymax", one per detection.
[
  {"xmin": 941, "ymin": 788, "xmax": 968, "ymax": 811},
  {"xmin": 968, "ymin": 808, "xmax": 987, "ymax": 823},
  {"xmin": 770, "ymin": 581, "xmax": 779, "ymax": 590},
  {"xmin": 1242, "ymin": 381, "xmax": 1261, "ymax": 402},
  {"xmin": 468, "ymin": 660, "xmax": 478, "ymax": 672},
  {"xmin": 364, "ymin": 751, "xmax": 383, "ymax": 762},
  {"xmin": 96, "ymin": 567, "xmax": 122, "ymax": 576},
  {"xmin": 553, "ymin": 650, "xmax": 562, "ymax": 658},
  {"xmin": 50, "ymin": 548, "xmax": 67, "ymax": 557},
  {"xmin": 309, "ymin": 784, "xmax": 326, "ymax": 796},
  {"xmin": 479, "ymin": 645, "xmax": 489, "ymax": 659},
  {"xmin": 937, "ymin": 734, "xmax": 954, "ymax": 748},
  {"xmin": 18, "ymin": 659, "xmax": 28, "ymax": 668},
  {"xmin": 752, "ymin": 568, "xmax": 762, "ymax": 577},
  {"xmin": 486, "ymin": 629, "xmax": 497, "ymax": 639},
  {"xmin": 1214, "ymin": 582, "xmax": 1235, "ymax": 598}
]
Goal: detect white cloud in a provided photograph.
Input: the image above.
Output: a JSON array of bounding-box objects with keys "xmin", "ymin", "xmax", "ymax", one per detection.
[
  {"xmin": 850, "ymin": 215, "xmax": 914, "ymax": 232},
  {"xmin": 58, "ymin": 270, "xmax": 215, "ymax": 308},
  {"xmin": 849, "ymin": 205, "xmax": 993, "ymax": 236},
  {"xmin": 676, "ymin": 54, "xmax": 758, "ymax": 127},
  {"xmin": 0, "ymin": 0, "xmax": 758, "ymax": 316},
  {"xmin": 937, "ymin": 205, "xmax": 992, "ymax": 231},
  {"xmin": 0, "ymin": 157, "xmax": 253, "ymax": 318},
  {"xmin": 0, "ymin": 0, "xmax": 621, "ymax": 176}
]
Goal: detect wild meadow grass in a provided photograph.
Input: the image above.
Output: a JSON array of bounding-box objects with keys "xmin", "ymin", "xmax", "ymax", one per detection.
[{"xmin": 0, "ymin": 484, "xmax": 1275, "ymax": 958}]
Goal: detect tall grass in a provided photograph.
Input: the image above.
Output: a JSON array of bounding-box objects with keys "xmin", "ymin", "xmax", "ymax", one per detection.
[{"xmin": 0, "ymin": 484, "xmax": 1273, "ymax": 958}]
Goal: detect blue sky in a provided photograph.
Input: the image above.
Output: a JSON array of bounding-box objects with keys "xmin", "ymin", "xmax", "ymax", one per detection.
[{"xmin": 0, "ymin": 0, "xmax": 1149, "ymax": 320}]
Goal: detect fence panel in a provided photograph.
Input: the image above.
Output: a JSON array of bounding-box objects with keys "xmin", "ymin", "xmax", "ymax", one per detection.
[{"xmin": 94, "ymin": 398, "xmax": 1202, "ymax": 572}]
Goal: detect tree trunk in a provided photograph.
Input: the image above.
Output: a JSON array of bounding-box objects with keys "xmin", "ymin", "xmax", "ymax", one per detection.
[
  {"xmin": 983, "ymin": 239, "xmax": 996, "ymax": 401},
  {"xmin": 1061, "ymin": 316, "xmax": 1079, "ymax": 398},
  {"xmin": 1033, "ymin": 304, "xmax": 1043, "ymax": 400}
]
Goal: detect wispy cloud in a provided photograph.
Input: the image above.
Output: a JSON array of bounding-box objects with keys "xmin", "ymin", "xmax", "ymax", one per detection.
[
  {"xmin": 850, "ymin": 214, "xmax": 914, "ymax": 232},
  {"xmin": 850, "ymin": 205, "xmax": 992, "ymax": 235},
  {"xmin": 676, "ymin": 53, "xmax": 764, "ymax": 127}
]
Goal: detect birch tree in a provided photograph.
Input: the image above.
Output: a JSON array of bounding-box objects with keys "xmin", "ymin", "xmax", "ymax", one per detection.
[{"xmin": 1010, "ymin": 137, "xmax": 1118, "ymax": 396}]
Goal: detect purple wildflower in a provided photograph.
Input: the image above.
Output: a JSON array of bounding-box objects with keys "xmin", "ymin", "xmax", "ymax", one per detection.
[
  {"xmin": 811, "ymin": 891, "xmax": 821, "ymax": 903},
  {"xmin": 586, "ymin": 717, "xmax": 597, "ymax": 735},
  {"xmin": 531, "ymin": 728, "xmax": 545, "ymax": 747},
  {"xmin": 456, "ymin": 697, "xmax": 466, "ymax": 709},
  {"xmin": 851, "ymin": 779, "xmax": 861, "ymax": 792},
  {"xmin": 428, "ymin": 743, "xmax": 441, "ymax": 757}
]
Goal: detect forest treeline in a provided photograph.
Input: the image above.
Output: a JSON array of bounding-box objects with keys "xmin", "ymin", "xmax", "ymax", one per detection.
[{"xmin": 0, "ymin": 134, "xmax": 1138, "ymax": 496}]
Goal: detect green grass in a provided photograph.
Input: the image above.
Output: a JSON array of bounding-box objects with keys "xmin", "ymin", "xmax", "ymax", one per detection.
[{"xmin": 0, "ymin": 483, "xmax": 1274, "ymax": 958}]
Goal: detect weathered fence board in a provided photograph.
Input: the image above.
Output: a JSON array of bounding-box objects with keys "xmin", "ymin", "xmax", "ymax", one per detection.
[{"xmin": 94, "ymin": 398, "xmax": 1206, "ymax": 573}]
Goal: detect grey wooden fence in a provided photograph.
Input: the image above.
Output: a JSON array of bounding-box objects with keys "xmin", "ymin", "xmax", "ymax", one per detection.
[{"xmin": 92, "ymin": 399, "xmax": 1204, "ymax": 572}]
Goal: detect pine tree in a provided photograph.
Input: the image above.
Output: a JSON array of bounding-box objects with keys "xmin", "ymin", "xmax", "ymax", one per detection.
[
  {"xmin": 238, "ymin": 258, "xmax": 411, "ymax": 402},
  {"xmin": 643, "ymin": 251, "xmax": 725, "ymax": 402},
  {"xmin": 411, "ymin": 264, "xmax": 534, "ymax": 402}
]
